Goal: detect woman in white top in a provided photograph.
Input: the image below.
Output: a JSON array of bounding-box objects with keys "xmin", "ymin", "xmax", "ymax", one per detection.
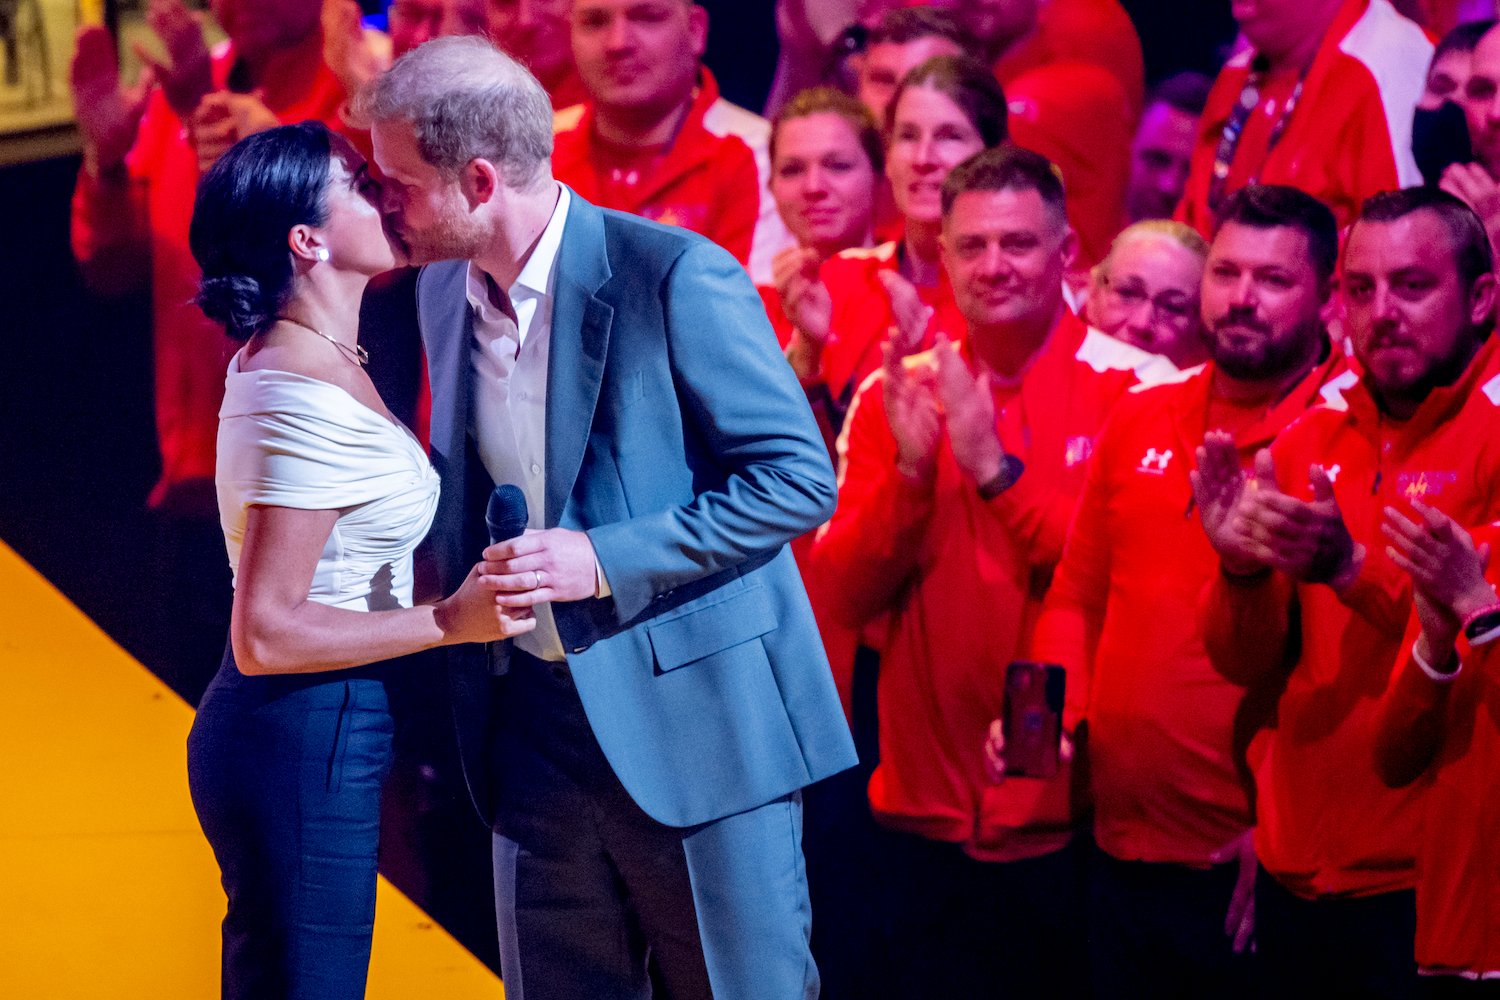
[{"xmin": 184, "ymin": 122, "xmax": 534, "ymax": 1000}]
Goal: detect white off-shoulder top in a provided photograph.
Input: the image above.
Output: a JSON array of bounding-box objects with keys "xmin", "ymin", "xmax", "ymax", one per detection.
[{"xmin": 216, "ymin": 353, "xmax": 439, "ymax": 612}]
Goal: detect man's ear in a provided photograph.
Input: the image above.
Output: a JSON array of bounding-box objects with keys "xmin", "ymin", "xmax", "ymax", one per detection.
[
  {"xmin": 1470, "ymin": 271, "xmax": 1498, "ymax": 328},
  {"xmin": 1058, "ymin": 225, "xmax": 1079, "ymax": 272},
  {"xmin": 688, "ymin": 5, "xmax": 709, "ymax": 59},
  {"xmin": 460, "ymin": 157, "xmax": 504, "ymax": 208}
]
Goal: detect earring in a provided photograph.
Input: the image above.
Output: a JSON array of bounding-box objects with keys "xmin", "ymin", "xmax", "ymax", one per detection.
[{"xmin": 314, "ymin": 248, "xmax": 330, "ymax": 262}]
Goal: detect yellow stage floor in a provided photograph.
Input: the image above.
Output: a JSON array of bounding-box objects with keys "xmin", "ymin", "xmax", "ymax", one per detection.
[{"xmin": 0, "ymin": 540, "xmax": 503, "ymax": 997}]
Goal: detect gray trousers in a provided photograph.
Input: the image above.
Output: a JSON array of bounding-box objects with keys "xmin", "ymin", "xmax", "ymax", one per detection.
[{"xmin": 490, "ymin": 650, "xmax": 818, "ymax": 1000}]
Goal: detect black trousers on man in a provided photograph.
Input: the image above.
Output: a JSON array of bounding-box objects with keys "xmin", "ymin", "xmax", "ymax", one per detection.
[
  {"xmin": 1088, "ymin": 847, "xmax": 1258, "ymax": 999},
  {"xmin": 1255, "ymin": 866, "xmax": 1418, "ymax": 1000}
]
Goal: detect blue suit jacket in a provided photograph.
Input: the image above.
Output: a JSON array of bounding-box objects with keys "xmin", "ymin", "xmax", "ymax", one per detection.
[{"xmin": 418, "ymin": 192, "xmax": 856, "ymax": 829}]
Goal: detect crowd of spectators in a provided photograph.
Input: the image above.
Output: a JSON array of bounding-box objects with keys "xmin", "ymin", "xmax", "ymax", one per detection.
[{"xmin": 68, "ymin": 0, "xmax": 1500, "ymax": 996}]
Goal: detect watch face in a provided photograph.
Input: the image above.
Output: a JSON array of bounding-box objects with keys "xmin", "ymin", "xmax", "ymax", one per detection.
[{"xmin": 1465, "ymin": 609, "xmax": 1500, "ymax": 642}]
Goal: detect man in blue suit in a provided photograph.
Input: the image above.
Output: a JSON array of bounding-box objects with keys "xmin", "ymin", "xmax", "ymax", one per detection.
[{"xmin": 359, "ymin": 35, "xmax": 856, "ymax": 1000}]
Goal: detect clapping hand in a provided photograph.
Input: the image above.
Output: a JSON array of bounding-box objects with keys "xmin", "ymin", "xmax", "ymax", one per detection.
[
  {"xmin": 1383, "ymin": 501, "xmax": 1495, "ymax": 652},
  {"xmin": 1193, "ymin": 441, "xmax": 1359, "ymax": 586},
  {"xmin": 71, "ymin": 27, "xmax": 155, "ymax": 176},
  {"xmin": 1442, "ymin": 162, "xmax": 1500, "ymax": 254},
  {"xmin": 882, "ymin": 334, "xmax": 942, "ymax": 484},
  {"xmin": 775, "ymin": 246, "xmax": 833, "ymax": 344},
  {"xmin": 877, "ymin": 269, "xmax": 933, "ymax": 360},
  {"xmin": 932, "ymin": 334, "xmax": 1004, "ymax": 485},
  {"xmin": 322, "ymin": 0, "xmax": 392, "ymax": 103},
  {"xmin": 1191, "ymin": 432, "xmax": 1264, "ymax": 576},
  {"xmin": 135, "ymin": 0, "xmax": 212, "ymax": 119},
  {"xmin": 189, "ymin": 91, "xmax": 281, "ymax": 172}
]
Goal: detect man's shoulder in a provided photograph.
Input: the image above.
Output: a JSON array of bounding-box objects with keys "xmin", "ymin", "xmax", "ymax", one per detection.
[
  {"xmin": 698, "ymin": 96, "xmax": 772, "ymax": 151},
  {"xmin": 593, "ymin": 202, "xmax": 738, "ymax": 272},
  {"xmin": 1272, "ymin": 401, "xmax": 1350, "ymax": 457}
]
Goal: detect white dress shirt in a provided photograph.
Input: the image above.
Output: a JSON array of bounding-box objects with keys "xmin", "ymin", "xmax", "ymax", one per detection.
[{"xmin": 469, "ymin": 184, "xmax": 571, "ymax": 661}]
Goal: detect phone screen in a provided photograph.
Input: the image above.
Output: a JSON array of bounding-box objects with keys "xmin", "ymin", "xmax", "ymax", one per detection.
[{"xmin": 1002, "ymin": 661, "xmax": 1065, "ymax": 779}]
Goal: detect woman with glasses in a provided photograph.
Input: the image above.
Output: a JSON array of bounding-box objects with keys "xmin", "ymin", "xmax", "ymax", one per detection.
[{"xmin": 1086, "ymin": 219, "xmax": 1211, "ymax": 371}]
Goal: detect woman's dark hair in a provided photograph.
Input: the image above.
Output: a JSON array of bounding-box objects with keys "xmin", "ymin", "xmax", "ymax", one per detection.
[
  {"xmin": 771, "ymin": 86, "xmax": 885, "ymax": 176},
  {"xmin": 887, "ymin": 54, "xmax": 1008, "ymax": 149},
  {"xmin": 189, "ymin": 121, "xmax": 335, "ymax": 341}
]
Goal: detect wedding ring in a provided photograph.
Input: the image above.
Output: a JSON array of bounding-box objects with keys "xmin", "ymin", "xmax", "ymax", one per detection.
[{"xmin": 531, "ymin": 571, "xmax": 542, "ymax": 590}]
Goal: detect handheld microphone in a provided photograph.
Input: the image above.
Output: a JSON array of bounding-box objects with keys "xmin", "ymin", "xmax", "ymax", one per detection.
[{"xmin": 486, "ymin": 484, "xmax": 529, "ymax": 546}]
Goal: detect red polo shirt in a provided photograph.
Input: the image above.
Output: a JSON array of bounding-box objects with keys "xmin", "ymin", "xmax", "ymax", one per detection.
[
  {"xmin": 1202, "ymin": 334, "xmax": 1500, "ymax": 898},
  {"xmin": 1177, "ymin": 0, "xmax": 1431, "ymax": 236},
  {"xmin": 1034, "ymin": 351, "xmax": 1353, "ymax": 865},
  {"xmin": 552, "ymin": 68, "xmax": 793, "ymax": 286},
  {"xmin": 812, "ymin": 308, "xmax": 1138, "ymax": 862}
]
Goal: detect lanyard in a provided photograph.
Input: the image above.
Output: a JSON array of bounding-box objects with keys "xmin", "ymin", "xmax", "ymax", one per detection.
[{"xmin": 1206, "ymin": 55, "xmax": 1310, "ymax": 216}]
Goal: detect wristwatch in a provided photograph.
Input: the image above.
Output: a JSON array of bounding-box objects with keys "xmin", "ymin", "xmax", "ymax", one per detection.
[
  {"xmin": 1462, "ymin": 602, "xmax": 1500, "ymax": 647},
  {"xmin": 977, "ymin": 454, "xmax": 1025, "ymax": 501}
]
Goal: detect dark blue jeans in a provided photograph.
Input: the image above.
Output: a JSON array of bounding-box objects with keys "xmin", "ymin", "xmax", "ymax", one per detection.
[{"xmin": 187, "ymin": 647, "xmax": 394, "ymax": 1000}]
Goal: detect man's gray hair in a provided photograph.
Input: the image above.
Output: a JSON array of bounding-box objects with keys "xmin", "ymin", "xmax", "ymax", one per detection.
[{"xmin": 354, "ymin": 36, "xmax": 553, "ymax": 188}]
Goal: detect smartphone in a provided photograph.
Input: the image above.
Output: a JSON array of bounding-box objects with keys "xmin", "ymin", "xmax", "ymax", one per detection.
[
  {"xmin": 1413, "ymin": 101, "xmax": 1473, "ymax": 187},
  {"xmin": 1002, "ymin": 661, "xmax": 1065, "ymax": 779}
]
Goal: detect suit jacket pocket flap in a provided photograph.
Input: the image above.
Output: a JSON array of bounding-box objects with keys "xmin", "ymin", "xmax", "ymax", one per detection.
[{"xmin": 647, "ymin": 584, "xmax": 777, "ymax": 671}]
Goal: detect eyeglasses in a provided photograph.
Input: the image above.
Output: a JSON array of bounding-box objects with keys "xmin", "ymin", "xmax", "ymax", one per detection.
[{"xmin": 1102, "ymin": 276, "xmax": 1197, "ymax": 325}]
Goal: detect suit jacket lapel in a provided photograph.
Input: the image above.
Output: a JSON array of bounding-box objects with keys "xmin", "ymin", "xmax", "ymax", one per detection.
[{"xmin": 546, "ymin": 194, "xmax": 614, "ymax": 527}]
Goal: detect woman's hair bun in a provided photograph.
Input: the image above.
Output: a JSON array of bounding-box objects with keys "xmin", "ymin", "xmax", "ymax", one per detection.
[{"xmin": 196, "ymin": 273, "xmax": 275, "ymax": 343}]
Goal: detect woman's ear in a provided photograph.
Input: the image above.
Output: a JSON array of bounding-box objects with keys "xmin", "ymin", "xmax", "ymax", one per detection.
[{"xmin": 287, "ymin": 224, "xmax": 328, "ymax": 263}]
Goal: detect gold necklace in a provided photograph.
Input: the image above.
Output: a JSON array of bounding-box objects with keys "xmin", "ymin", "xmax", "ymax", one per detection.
[{"xmin": 274, "ymin": 316, "xmax": 370, "ymax": 367}]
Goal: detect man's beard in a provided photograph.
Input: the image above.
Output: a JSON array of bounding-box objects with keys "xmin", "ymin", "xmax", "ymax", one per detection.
[
  {"xmin": 401, "ymin": 211, "xmax": 486, "ymax": 266},
  {"xmin": 1209, "ymin": 315, "xmax": 1320, "ymax": 382},
  {"xmin": 1370, "ymin": 328, "xmax": 1486, "ymax": 413}
]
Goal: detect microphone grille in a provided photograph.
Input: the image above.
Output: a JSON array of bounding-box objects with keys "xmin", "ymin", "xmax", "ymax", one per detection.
[{"xmin": 486, "ymin": 484, "xmax": 529, "ymax": 541}]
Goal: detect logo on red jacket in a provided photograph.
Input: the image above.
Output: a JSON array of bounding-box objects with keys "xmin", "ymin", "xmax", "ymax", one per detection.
[
  {"xmin": 1398, "ymin": 470, "xmax": 1458, "ymax": 501},
  {"xmin": 1065, "ymin": 436, "xmax": 1093, "ymax": 468},
  {"xmin": 646, "ymin": 204, "xmax": 708, "ymax": 232},
  {"xmin": 1137, "ymin": 447, "xmax": 1173, "ymax": 474}
]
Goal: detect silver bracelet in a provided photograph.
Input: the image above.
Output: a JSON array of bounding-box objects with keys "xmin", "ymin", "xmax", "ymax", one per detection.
[{"xmin": 1411, "ymin": 639, "xmax": 1461, "ymax": 683}]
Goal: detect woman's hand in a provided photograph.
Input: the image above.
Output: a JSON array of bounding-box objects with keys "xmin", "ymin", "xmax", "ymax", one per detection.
[{"xmin": 434, "ymin": 564, "xmax": 538, "ymax": 645}]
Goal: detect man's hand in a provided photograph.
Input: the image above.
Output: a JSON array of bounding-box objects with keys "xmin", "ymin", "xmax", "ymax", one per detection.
[
  {"xmin": 982, "ymin": 718, "xmax": 1075, "ymax": 785},
  {"xmin": 189, "ymin": 91, "xmax": 281, "ymax": 172},
  {"xmin": 1384, "ymin": 501, "xmax": 1495, "ymax": 657},
  {"xmin": 1233, "ymin": 456, "xmax": 1359, "ymax": 586},
  {"xmin": 322, "ymin": 0, "xmax": 392, "ymax": 104},
  {"xmin": 1209, "ymin": 830, "xmax": 1257, "ymax": 954},
  {"xmin": 481, "ymin": 528, "xmax": 604, "ymax": 607},
  {"xmin": 134, "ymin": 0, "xmax": 212, "ymax": 119},
  {"xmin": 932, "ymin": 334, "xmax": 1003, "ymax": 484},
  {"xmin": 878, "ymin": 269, "xmax": 933, "ymax": 360},
  {"xmin": 1191, "ymin": 432, "xmax": 1265, "ymax": 577},
  {"xmin": 71, "ymin": 26, "xmax": 155, "ymax": 177},
  {"xmin": 1384, "ymin": 501, "xmax": 1495, "ymax": 621},
  {"xmin": 883, "ymin": 339, "xmax": 942, "ymax": 484},
  {"xmin": 1442, "ymin": 162, "xmax": 1500, "ymax": 254}
]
